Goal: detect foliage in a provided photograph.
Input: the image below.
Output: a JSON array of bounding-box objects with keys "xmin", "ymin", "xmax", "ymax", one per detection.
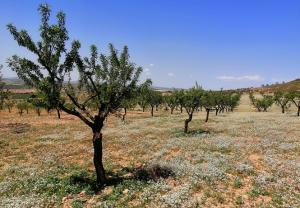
[
  {"xmin": 273, "ymin": 91, "xmax": 290, "ymax": 113},
  {"xmin": 164, "ymin": 93, "xmax": 178, "ymax": 114},
  {"xmin": 7, "ymin": 3, "xmax": 146, "ymax": 185},
  {"xmin": 182, "ymin": 84, "xmax": 204, "ymax": 133},
  {"xmin": 16, "ymin": 101, "xmax": 31, "ymax": 115},
  {"xmin": 4, "ymin": 98, "xmax": 15, "ymax": 113},
  {"xmin": 249, "ymin": 93, "xmax": 274, "ymax": 112},
  {"xmin": 0, "ymin": 65, "xmax": 9, "ymax": 110},
  {"xmin": 137, "ymin": 80, "xmax": 152, "ymax": 112}
]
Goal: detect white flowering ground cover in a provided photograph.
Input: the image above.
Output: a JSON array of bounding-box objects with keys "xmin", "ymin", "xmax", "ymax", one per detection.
[{"xmin": 0, "ymin": 98, "xmax": 299, "ymax": 207}]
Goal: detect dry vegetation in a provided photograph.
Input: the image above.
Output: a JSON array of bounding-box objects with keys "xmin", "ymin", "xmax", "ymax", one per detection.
[{"xmin": 0, "ymin": 94, "xmax": 299, "ymax": 207}]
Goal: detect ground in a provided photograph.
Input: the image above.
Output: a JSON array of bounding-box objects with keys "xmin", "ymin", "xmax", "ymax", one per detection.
[{"xmin": 0, "ymin": 95, "xmax": 299, "ymax": 207}]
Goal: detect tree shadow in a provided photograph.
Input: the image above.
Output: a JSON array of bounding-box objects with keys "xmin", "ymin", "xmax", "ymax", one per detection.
[
  {"xmin": 173, "ymin": 128, "xmax": 210, "ymax": 137},
  {"xmin": 69, "ymin": 164, "xmax": 175, "ymax": 192}
]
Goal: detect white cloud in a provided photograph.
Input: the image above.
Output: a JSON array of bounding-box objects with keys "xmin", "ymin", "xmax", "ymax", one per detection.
[
  {"xmin": 168, "ymin": 72, "xmax": 175, "ymax": 77},
  {"xmin": 149, "ymin": 63, "xmax": 154, "ymax": 67},
  {"xmin": 144, "ymin": 68, "xmax": 151, "ymax": 76},
  {"xmin": 216, "ymin": 75, "xmax": 264, "ymax": 81}
]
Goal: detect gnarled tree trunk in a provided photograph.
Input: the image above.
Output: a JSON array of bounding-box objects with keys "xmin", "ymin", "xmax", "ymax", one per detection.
[
  {"xmin": 184, "ymin": 113, "xmax": 193, "ymax": 133},
  {"xmin": 151, "ymin": 106, "xmax": 154, "ymax": 117},
  {"xmin": 92, "ymin": 116, "xmax": 106, "ymax": 186},
  {"xmin": 57, "ymin": 108, "xmax": 61, "ymax": 119},
  {"xmin": 205, "ymin": 108, "xmax": 210, "ymax": 122},
  {"xmin": 281, "ymin": 105, "xmax": 285, "ymax": 114},
  {"xmin": 122, "ymin": 107, "xmax": 127, "ymax": 121}
]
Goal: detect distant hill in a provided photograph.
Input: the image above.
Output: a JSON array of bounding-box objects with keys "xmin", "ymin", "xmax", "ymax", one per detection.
[
  {"xmin": 256, "ymin": 78, "xmax": 300, "ymax": 93},
  {"xmin": 3, "ymin": 77, "xmax": 300, "ymax": 93},
  {"xmin": 2, "ymin": 77, "xmax": 30, "ymax": 89}
]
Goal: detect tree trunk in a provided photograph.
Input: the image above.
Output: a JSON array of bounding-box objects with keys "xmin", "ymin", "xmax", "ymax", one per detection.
[
  {"xmin": 180, "ymin": 106, "xmax": 183, "ymax": 113},
  {"xmin": 281, "ymin": 106, "xmax": 285, "ymax": 114},
  {"xmin": 8, "ymin": 108, "xmax": 11, "ymax": 113},
  {"xmin": 57, "ymin": 108, "xmax": 61, "ymax": 119},
  {"xmin": 184, "ymin": 113, "xmax": 193, "ymax": 133},
  {"xmin": 151, "ymin": 106, "xmax": 154, "ymax": 117},
  {"xmin": 171, "ymin": 107, "xmax": 174, "ymax": 114},
  {"xmin": 156, "ymin": 105, "xmax": 158, "ymax": 111},
  {"xmin": 93, "ymin": 116, "xmax": 106, "ymax": 186},
  {"xmin": 36, "ymin": 108, "xmax": 41, "ymax": 116},
  {"xmin": 215, "ymin": 108, "xmax": 218, "ymax": 116},
  {"xmin": 298, "ymin": 106, "xmax": 300, "ymax": 116},
  {"xmin": 205, "ymin": 109, "xmax": 210, "ymax": 122},
  {"xmin": 122, "ymin": 107, "xmax": 127, "ymax": 121},
  {"xmin": 142, "ymin": 106, "xmax": 145, "ymax": 112}
]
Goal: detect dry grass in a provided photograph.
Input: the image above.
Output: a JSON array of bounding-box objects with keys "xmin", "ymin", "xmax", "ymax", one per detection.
[{"xmin": 0, "ymin": 95, "xmax": 299, "ymax": 207}]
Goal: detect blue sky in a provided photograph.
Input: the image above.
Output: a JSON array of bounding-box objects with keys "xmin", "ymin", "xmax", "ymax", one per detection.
[{"xmin": 0, "ymin": 0, "xmax": 299, "ymax": 89}]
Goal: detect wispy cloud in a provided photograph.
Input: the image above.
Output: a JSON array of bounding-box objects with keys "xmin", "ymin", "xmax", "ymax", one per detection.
[
  {"xmin": 144, "ymin": 68, "xmax": 151, "ymax": 76},
  {"xmin": 216, "ymin": 75, "xmax": 264, "ymax": 81},
  {"xmin": 168, "ymin": 72, "xmax": 175, "ymax": 77},
  {"xmin": 149, "ymin": 63, "xmax": 154, "ymax": 67}
]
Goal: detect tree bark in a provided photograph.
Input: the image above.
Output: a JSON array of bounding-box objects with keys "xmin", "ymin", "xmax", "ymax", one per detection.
[
  {"xmin": 36, "ymin": 108, "xmax": 41, "ymax": 116},
  {"xmin": 57, "ymin": 108, "xmax": 61, "ymax": 119},
  {"xmin": 142, "ymin": 106, "xmax": 145, "ymax": 112},
  {"xmin": 205, "ymin": 109, "xmax": 210, "ymax": 122},
  {"xmin": 93, "ymin": 116, "xmax": 106, "ymax": 186},
  {"xmin": 298, "ymin": 106, "xmax": 300, "ymax": 116},
  {"xmin": 215, "ymin": 108, "xmax": 218, "ymax": 116},
  {"xmin": 122, "ymin": 107, "xmax": 127, "ymax": 121},
  {"xmin": 184, "ymin": 113, "xmax": 193, "ymax": 133},
  {"xmin": 151, "ymin": 106, "xmax": 154, "ymax": 117},
  {"xmin": 281, "ymin": 106, "xmax": 285, "ymax": 114},
  {"xmin": 180, "ymin": 106, "xmax": 183, "ymax": 113}
]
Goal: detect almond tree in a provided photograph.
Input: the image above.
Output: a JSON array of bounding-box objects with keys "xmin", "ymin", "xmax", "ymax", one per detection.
[
  {"xmin": 4, "ymin": 97, "xmax": 15, "ymax": 113},
  {"xmin": 165, "ymin": 93, "xmax": 177, "ymax": 114},
  {"xmin": 274, "ymin": 91, "xmax": 290, "ymax": 113},
  {"xmin": 7, "ymin": 4, "xmax": 144, "ymax": 186},
  {"xmin": 226, "ymin": 93, "xmax": 241, "ymax": 112},
  {"xmin": 173, "ymin": 89, "xmax": 185, "ymax": 113},
  {"xmin": 249, "ymin": 93, "xmax": 273, "ymax": 112},
  {"xmin": 148, "ymin": 89, "xmax": 162, "ymax": 117},
  {"xmin": 287, "ymin": 91, "xmax": 300, "ymax": 116},
  {"xmin": 0, "ymin": 65, "xmax": 9, "ymax": 110},
  {"xmin": 182, "ymin": 85, "xmax": 204, "ymax": 133},
  {"xmin": 137, "ymin": 81, "xmax": 152, "ymax": 112},
  {"xmin": 201, "ymin": 91, "xmax": 216, "ymax": 122}
]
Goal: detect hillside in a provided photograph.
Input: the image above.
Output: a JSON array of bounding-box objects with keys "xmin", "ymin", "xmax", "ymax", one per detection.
[{"xmin": 258, "ymin": 78, "xmax": 300, "ymax": 92}]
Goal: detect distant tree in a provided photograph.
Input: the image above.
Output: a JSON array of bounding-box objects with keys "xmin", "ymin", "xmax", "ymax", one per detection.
[
  {"xmin": 201, "ymin": 91, "xmax": 216, "ymax": 122},
  {"xmin": 214, "ymin": 91, "xmax": 224, "ymax": 115},
  {"xmin": 165, "ymin": 93, "xmax": 177, "ymax": 114},
  {"xmin": 120, "ymin": 98, "xmax": 137, "ymax": 122},
  {"xmin": 173, "ymin": 89, "xmax": 185, "ymax": 113},
  {"xmin": 4, "ymin": 97, "xmax": 15, "ymax": 113},
  {"xmin": 137, "ymin": 81, "xmax": 152, "ymax": 112},
  {"xmin": 0, "ymin": 65, "xmax": 9, "ymax": 110},
  {"xmin": 28, "ymin": 94, "xmax": 47, "ymax": 116},
  {"xmin": 182, "ymin": 85, "xmax": 204, "ymax": 133},
  {"xmin": 149, "ymin": 90, "xmax": 162, "ymax": 117},
  {"xmin": 227, "ymin": 93, "xmax": 241, "ymax": 112},
  {"xmin": 7, "ymin": 4, "xmax": 144, "ymax": 186},
  {"xmin": 249, "ymin": 93, "xmax": 274, "ymax": 112},
  {"xmin": 274, "ymin": 91, "xmax": 290, "ymax": 113},
  {"xmin": 16, "ymin": 101, "xmax": 29, "ymax": 116},
  {"xmin": 287, "ymin": 91, "xmax": 300, "ymax": 116}
]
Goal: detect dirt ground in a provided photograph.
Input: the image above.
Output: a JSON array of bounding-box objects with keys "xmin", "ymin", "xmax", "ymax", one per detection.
[{"xmin": 0, "ymin": 94, "xmax": 299, "ymax": 207}]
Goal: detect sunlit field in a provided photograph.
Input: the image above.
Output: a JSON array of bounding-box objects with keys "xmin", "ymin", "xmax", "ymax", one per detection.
[{"xmin": 0, "ymin": 94, "xmax": 299, "ymax": 207}]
